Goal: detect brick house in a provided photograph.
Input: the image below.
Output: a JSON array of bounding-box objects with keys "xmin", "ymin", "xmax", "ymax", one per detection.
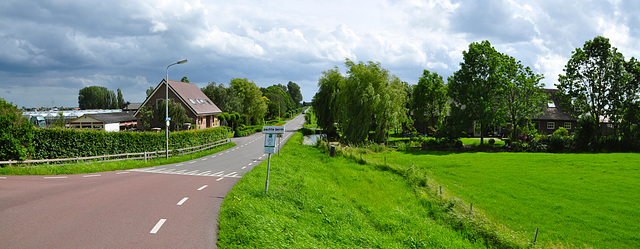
[
  {"xmin": 531, "ymin": 89, "xmax": 577, "ymax": 135},
  {"xmin": 135, "ymin": 79, "xmax": 222, "ymax": 130}
]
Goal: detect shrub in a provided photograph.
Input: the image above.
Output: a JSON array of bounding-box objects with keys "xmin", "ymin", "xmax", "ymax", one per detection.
[
  {"xmin": 553, "ymin": 127, "xmax": 569, "ymax": 137},
  {"xmin": 548, "ymin": 134, "xmax": 567, "ymax": 153},
  {"xmin": 488, "ymin": 138, "xmax": 496, "ymax": 146},
  {"xmin": 0, "ymin": 99, "xmax": 34, "ymax": 161},
  {"xmin": 453, "ymin": 140, "xmax": 463, "ymax": 148}
]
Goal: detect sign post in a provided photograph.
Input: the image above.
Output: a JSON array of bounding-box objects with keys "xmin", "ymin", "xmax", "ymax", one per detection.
[{"xmin": 263, "ymin": 126, "xmax": 284, "ymax": 195}]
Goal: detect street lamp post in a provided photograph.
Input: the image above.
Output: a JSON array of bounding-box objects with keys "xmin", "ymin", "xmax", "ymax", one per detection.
[{"xmin": 166, "ymin": 59, "xmax": 188, "ymax": 159}]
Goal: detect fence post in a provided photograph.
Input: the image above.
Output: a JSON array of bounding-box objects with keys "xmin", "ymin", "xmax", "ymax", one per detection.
[
  {"xmin": 533, "ymin": 228, "xmax": 539, "ymax": 246},
  {"xmin": 144, "ymin": 151, "xmax": 148, "ymax": 162}
]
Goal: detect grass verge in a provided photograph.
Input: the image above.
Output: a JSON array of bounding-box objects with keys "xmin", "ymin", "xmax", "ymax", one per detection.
[
  {"xmin": 218, "ymin": 132, "xmax": 489, "ymax": 248},
  {"xmin": 364, "ymin": 150, "xmax": 640, "ymax": 248},
  {"xmin": 0, "ymin": 142, "xmax": 235, "ymax": 175}
]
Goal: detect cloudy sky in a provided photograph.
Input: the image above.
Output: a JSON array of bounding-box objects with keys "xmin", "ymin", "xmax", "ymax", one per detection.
[{"xmin": 1, "ymin": 0, "xmax": 639, "ymax": 108}]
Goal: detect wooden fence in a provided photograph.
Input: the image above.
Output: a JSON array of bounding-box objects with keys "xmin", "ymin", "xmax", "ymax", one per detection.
[{"xmin": 0, "ymin": 139, "xmax": 230, "ymax": 166}]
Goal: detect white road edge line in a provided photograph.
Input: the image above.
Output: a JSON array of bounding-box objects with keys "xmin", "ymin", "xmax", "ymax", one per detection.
[
  {"xmin": 197, "ymin": 185, "xmax": 208, "ymax": 191},
  {"xmin": 150, "ymin": 219, "xmax": 166, "ymax": 234},
  {"xmin": 44, "ymin": 176, "xmax": 68, "ymax": 179},
  {"xmin": 83, "ymin": 175, "xmax": 101, "ymax": 178},
  {"xmin": 177, "ymin": 197, "xmax": 188, "ymax": 206},
  {"xmin": 0, "ymin": 176, "xmax": 7, "ymax": 179}
]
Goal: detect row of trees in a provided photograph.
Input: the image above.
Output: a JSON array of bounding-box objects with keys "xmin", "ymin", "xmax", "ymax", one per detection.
[
  {"xmin": 557, "ymin": 36, "xmax": 640, "ymax": 149},
  {"xmin": 78, "ymin": 86, "xmax": 125, "ymax": 110},
  {"xmin": 201, "ymin": 79, "xmax": 302, "ymax": 125},
  {"xmin": 312, "ymin": 44, "xmax": 547, "ymax": 145}
]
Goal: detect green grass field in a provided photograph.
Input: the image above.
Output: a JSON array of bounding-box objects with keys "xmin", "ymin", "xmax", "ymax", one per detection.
[
  {"xmin": 218, "ymin": 133, "xmax": 490, "ymax": 248},
  {"xmin": 367, "ymin": 151, "xmax": 640, "ymax": 248}
]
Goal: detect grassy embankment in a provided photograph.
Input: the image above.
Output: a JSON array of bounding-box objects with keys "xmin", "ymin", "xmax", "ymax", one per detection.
[
  {"xmin": 365, "ymin": 150, "xmax": 640, "ymax": 248},
  {"xmin": 0, "ymin": 142, "xmax": 235, "ymax": 175},
  {"xmin": 218, "ymin": 132, "xmax": 495, "ymax": 248}
]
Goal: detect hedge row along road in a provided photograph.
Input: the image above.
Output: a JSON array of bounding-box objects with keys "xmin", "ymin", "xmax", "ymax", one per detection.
[{"xmin": 0, "ymin": 114, "xmax": 305, "ymax": 248}]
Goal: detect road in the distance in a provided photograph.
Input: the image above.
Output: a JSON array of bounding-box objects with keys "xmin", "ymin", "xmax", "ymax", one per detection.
[{"xmin": 0, "ymin": 114, "xmax": 305, "ymax": 248}]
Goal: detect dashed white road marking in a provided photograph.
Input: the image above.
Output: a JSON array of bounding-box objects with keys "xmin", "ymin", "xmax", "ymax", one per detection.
[
  {"xmin": 242, "ymin": 166, "xmax": 246, "ymax": 169},
  {"xmin": 177, "ymin": 197, "xmax": 188, "ymax": 206},
  {"xmin": 175, "ymin": 163, "xmax": 184, "ymax": 166},
  {"xmin": 216, "ymin": 178, "xmax": 224, "ymax": 181},
  {"xmin": 116, "ymin": 172, "xmax": 130, "ymax": 175},
  {"xmin": 83, "ymin": 174, "xmax": 101, "ymax": 178},
  {"xmin": 197, "ymin": 185, "xmax": 208, "ymax": 191},
  {"xmin": 150, "ymin": 219, "xmax": 166, "ymax": 234},
  {"xmin": 201, "ymin": 158, "xmax": 208, "ymax": 161},
  {"xmin": 0, "ymin": 177, "xmax": 7, "ymax": 179},
  {"xmin": 189, "ymin": 161, "xmax": 196, "ymax": 164},
  {"xmin": 44, "ymin": 176, "xmax": 68, "ymax": 179}
]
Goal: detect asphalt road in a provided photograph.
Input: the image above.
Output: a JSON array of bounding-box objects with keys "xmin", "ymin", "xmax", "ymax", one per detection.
[{"xmin": 0, "ymin": 114, "xmax": 305, "ymax": 248}]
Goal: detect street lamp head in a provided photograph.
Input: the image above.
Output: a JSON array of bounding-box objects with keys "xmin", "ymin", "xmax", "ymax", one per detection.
[{"xmin": 176, "ymin": 59, "xmax": 188, "ymax": 64}]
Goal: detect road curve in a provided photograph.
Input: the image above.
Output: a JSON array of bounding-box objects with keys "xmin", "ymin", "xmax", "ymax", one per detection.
[{"xmin": 0, "ymin": 114, "xmax": 305, "ymax": 248}]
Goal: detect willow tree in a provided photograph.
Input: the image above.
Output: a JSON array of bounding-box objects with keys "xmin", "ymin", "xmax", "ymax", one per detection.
[{"xmin": 338, "ymin": 59, "xmax": 407, "ymax": 144}]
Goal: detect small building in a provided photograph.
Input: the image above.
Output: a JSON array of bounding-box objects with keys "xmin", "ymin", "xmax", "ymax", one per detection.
[
  {"xmin": 532, "ymin": 89, "xmax": 577, "ymax": 135},
  {"xmin": 135, "ymin": 79, "xmax": 222, "ymax": 130},
  {"xmin": 122, "ymin": 102, "xmax": 142, "ymax": 113},
  {"xmin": 69, "ymin": 112, "xmax": 138, "ymax": 132}
]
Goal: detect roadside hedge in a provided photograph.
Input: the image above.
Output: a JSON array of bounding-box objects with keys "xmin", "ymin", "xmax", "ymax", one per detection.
[{"xmin": 30, "ymin": 126, "xmax": 231, "ymax": 160}]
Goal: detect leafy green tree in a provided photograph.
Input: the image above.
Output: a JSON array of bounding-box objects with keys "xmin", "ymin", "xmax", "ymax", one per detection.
[
  {"xmin": 137, "ymin": 105, "xmax": 154, "ymax": 130},
  {"xmin": 230, "ymin": 78, "xmax": 267, "ymax": 125},
  {"xmin": 201, "ymin": 82, "xmax": 243, "ymax": 113},
  {"xmin": 313, "ymin": 67, "xmax": 342, "ymax": 134},
  {"xmin": 339, "ymin": 59, "xmax": 407, "ymax": 144},
  {"xmin": 262, "ymin": 85, "xmax": 294, "ymax": 120},
  {"xmin": 146, "ymin": 86, "xmax": 155, "ymax": 97},
  {"xmin": 53, "ymin": 112, "xmax": 66, "ymax": 128},
  {"xmin": 117, "ymin": 88, "xmax": 124, "ymax": 109},
  {"xmin": 157, "ymin": 99, "xmax": 192, "ymax": 131},
  {"xmin": 557, "ymin": 36, "xmax": 628, "ymax": 138},
  {"xmin": 181, "ymin": 76, "xmax": 190, "ymax": 83},
  {"xmin": 448, "ymin": 41, "xmax": 505, "ymax": 145},
  {"xmin": 287, "ymin": 81, "xmax": 303, "ymax": 107},
  {"xmin": 499, "ymin": 54, "xmax": 547, "ymax": 141},
  {"xmin": 411, "ymin": 70, "xmax": 448, "ymax": 134},
  {"xmin": 0, "ymin": 98, "xmax": 34, "ymax": 161},
  {"xmin": 78, "ymin": 86, "xmax": 117, "ymax": 109}
]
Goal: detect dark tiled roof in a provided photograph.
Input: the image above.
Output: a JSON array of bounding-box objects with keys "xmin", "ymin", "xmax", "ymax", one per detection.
[
  {"xmin": 167, "ymin": 80, "xmax": 222, "ymax": 116},
  {"xmin": 86, "ymin": 112, "xmax": 137, "ymax": 123},
  {"xmin": 533, "ymin": 89, "xmax": 577, "ymax": 121},
  {"xmin": 122, "ymin": 102, "xmax": 142, "ymax": 111}
]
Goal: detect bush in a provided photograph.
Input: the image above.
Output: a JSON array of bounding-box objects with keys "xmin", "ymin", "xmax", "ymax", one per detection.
[
  {"xmin": 548, "ymin": 134, "xmax": 567, "ymax": 153},
  {"xmin": 30, "ymin": 126, "xmax": 228, "ymax": 160},
  {"xmin": 0, "ymin": 99, "xmax": 34, "ymax": 161},
  {"xmin": 553, "ymin": 127, "xmax": 569, "ymax": 137},
  {"xmin": 453, "ymin": 140, "xmax": 463, "ymax": 148},
  {"xmin": 488, "ymin": 138, "xmax": 496, "ymax": 146},
  {"xmin": 575, "ymin": 115, "xmax": 597, "ymax": 152}
]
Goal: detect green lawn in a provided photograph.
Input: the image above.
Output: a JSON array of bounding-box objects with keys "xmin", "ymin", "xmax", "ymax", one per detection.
[
  {"xmin": 367, "ymin": 151, "xmax": 640, "ymax": 248},
  {"xmin": 218, "ymin": 133, "xmax": 489, "ymax": 248}
]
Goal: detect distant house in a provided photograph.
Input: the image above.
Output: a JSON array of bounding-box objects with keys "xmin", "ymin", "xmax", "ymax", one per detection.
[
  {"xmin": 135, "ymin": 79, "xmax": 222, "ymax": 130},
  {"xmin": 69, "ymin": 112, "xmax": 137, "ymax": 132},
  {"xmin": 531, "ymin": 89, "xmax": 577, "ymax": 135},
  {"xmin": 122, "ymin": 102, "xmax": 142, "ymax": 113}
]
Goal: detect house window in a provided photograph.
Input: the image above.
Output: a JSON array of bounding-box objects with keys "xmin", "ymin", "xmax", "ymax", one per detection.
[
  {"xmin": 548, "ymin": 101, "xmax": 556, "ymax": 108},
  {"xmin": 564, "ymin": 122, "xmax": 571, "ymax": 130},
  {"xmin": 189, "ymin": 98, "xmax": 197, "ymax": 105},
  {"xmin": 547, "ymin": 122, "xmax": 555, "ymax": 130}
]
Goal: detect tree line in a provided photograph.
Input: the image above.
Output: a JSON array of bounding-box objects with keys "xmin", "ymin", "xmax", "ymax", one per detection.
[{"xmin": 313, "ymin": 36, "xmax": 640, "ymax": 152}]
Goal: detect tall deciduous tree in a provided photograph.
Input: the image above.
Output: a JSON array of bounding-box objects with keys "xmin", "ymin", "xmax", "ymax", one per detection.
[
  {"xmin": 287, "ymin": 81, "xmax": 303, "ymax": 107},
  {"xmin": 312, "ymin": 67, "xmax": 342, "ymax": 134},
  {"xmin": 499, "ymin": 54, "xmax": 547, "ymax": 141},
  {"xmin": 116, "ymin": 88, "xmax": 124, "ymax": 109},
  {"xmin": 201, "ymin": 82, "xmax": 243, "ymax": 114},
  {"xmin": 448, "ymin": 41, "xmax": 505, "ymax": 145},
  {"xmin": 411, "ymin": 70, "xmax": 448, "ymax": 134},
  {"xmin": 339, "ymin": 59, "xmax": 407, "ymax": 144},
  {"xmin": 557, "ymin": 36, "xmax": 628, "ymax": 137},
  {"xmin": 230, "ymin": 78, "xmax": 267, "ymax": 125},
  {"xmin": 78, "ymin": 86, "xmax": 117, "ymax": 110}
]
